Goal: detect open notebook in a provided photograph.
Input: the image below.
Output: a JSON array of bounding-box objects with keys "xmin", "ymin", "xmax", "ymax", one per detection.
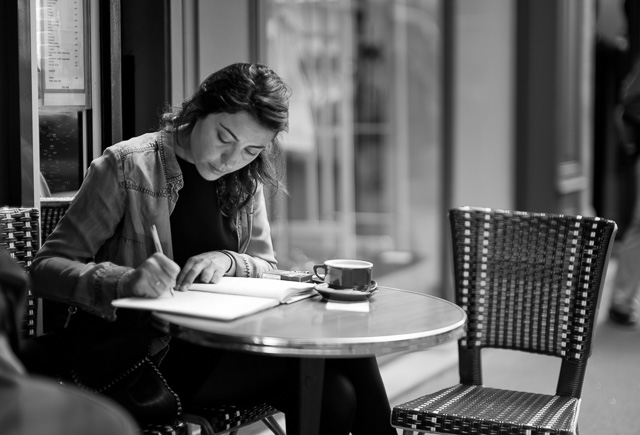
[{"xmin": 112, "ymin": 276, "xmax": 317, "ymax": 321}]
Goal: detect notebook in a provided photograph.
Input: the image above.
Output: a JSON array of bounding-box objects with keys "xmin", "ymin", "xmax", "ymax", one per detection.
[{"xmin": 112, "ymin": 276, "xmax": 317, "ymax": 321}]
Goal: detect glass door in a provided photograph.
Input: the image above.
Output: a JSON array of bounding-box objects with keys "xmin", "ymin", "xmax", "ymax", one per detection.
[{"xmin": 260, "ymin": 0, "xmax": 444, "ymax": 295}]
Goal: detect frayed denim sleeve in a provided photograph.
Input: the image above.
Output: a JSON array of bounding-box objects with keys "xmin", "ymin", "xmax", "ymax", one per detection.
[{"xmin": 31, "ymin": 148, "xmax": 128, "ymax": 320}]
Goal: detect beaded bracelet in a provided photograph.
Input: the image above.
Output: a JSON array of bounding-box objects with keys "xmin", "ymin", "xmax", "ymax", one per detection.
[
  {"xmin": 220, "ymin": 250, "xmax": 235, "ymax": 274},
  {"xmin": 241, "ymin": 256, "xmax": 250, "ymax": 277}
]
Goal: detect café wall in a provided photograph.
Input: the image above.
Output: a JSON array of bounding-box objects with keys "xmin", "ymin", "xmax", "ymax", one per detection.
[
  {"xmin": 168, "ymin": 0, "xmax": 253, "ymax": 106},
  {"xmin": 450, "ymin": 0, "xmax": 515, "ymax": 211},
  {"xmin": 0, "ymin": 0, "xmax": 33, "ymax": 207},
  {"xmin": 0, "ymin": 0, "xmax": 13, "ymax": 205}
]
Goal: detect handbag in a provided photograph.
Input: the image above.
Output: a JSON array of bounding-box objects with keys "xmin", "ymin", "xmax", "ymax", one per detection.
[
  {"xmin": 89, "ymin": 355, "xmax": 182, "ymax": 425},
  {"xmin": 34, "ymin": 306, "xmax": 182, "ymax": 425}
]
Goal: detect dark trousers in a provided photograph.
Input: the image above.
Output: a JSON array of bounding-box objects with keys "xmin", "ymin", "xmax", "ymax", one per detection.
[{"xmin": 160, "ymin": 339, "xmax": 397, "ymax": 435}]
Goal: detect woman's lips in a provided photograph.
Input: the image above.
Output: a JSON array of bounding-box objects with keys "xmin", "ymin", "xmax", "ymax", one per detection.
[{"xmin": 210, "ymin": 165, "xmax": 225, "ymax": 176}]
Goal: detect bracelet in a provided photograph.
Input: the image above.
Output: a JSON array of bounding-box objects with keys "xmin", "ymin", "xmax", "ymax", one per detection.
[
  {"xmin": 241, "ymin": 255, "xmax": 250, "ymax": 277},
  {"xmin": 220, "ymin": 250, "xmax": 235, "ymax": 274}
]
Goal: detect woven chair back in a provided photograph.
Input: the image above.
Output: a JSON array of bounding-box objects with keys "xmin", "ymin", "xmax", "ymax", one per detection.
[
  {"xmin": 449, "ymin": 206, "xmax": 617, "ymax": 396},
  {"xmin": 0, "ymin": 207, "xmax": 40, "ymax": 338},
  {"xmin": 40, "ymin": 198, "xmax": 73, "ymax": 244}
]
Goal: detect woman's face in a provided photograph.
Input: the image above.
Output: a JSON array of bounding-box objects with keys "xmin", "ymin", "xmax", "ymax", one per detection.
[{"xmin": 187, "ymin": 111, "xmax": 275, "ymax": 181}]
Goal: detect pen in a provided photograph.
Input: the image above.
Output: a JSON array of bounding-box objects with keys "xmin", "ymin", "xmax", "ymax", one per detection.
[{"xmin": 151, "ymin": 224, "xmax": 174, "ymax": 297}]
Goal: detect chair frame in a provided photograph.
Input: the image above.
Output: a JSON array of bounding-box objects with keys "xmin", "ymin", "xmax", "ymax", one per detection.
[
  {"xmin": 183, "ymin": 407, "xmax": 285, "ymax": 435},
  {"xmin": 392, "ymin": 206, "xmax": 617, "ymax": 435}
]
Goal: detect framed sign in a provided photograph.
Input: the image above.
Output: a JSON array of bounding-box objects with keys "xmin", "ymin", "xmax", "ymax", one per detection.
[{"xmin": 36, "ymin": 0, "xmax": 91, "ymax": 109}]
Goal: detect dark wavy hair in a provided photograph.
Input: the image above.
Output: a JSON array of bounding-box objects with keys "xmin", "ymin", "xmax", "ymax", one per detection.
[{"xmin": 160, "ymin": 62, "xmax": 291, "ymax": 223}]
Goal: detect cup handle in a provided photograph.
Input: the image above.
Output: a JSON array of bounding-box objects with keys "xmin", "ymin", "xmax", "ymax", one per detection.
[{"xmin": 313, "ymin": 265, "xmax": 326, "ymax": 282}]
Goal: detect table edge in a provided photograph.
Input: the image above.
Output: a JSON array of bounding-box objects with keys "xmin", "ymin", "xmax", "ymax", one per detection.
[{"xmin": 152, "ymin": 286, "xmax": 467, "ymax": 357}]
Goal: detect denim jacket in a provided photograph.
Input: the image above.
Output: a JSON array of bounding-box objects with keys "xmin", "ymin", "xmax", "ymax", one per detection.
[{"xmin": 31, "ymin": 131, "xmax": 277, "ymax": 321}]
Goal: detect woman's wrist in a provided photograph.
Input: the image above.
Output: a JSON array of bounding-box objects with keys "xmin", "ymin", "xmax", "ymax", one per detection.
[
  {"xmin": 117, "ymin": 269, "xmax": 136, "ymax": 298},
  {"xmin": 220, "ymin": 250, "xmax": 236, "ymax": 275}
]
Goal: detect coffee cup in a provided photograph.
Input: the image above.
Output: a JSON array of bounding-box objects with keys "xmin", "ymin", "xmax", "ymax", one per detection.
[{"xmin": 313, "ymin": 259, "xmax": 373, "ymax": 291}]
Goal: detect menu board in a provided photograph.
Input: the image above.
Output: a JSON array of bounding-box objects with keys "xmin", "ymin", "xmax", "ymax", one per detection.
[{"xmin": 37, "ymin": 0, "xmax": 90, "ymax": 108}]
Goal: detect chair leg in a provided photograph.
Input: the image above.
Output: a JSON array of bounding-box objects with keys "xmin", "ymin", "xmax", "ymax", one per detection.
[
  {"xmin": 262, "ymin": 415, "xmax": 286, "ymax": 435},
  {"xmin": 402, "ymin": 431, "xmax": 415, "ymax": 435}
]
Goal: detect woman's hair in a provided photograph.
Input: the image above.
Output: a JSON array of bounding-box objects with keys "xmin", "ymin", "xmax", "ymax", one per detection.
[{"xmin": 160, "ymin": 62, "xmax": 291, "ymax": 224}]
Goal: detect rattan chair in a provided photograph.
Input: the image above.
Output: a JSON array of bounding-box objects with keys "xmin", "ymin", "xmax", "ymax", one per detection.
[{"xmin": 392, "ymin": 206, "xmax": 617, "ymax": 435}]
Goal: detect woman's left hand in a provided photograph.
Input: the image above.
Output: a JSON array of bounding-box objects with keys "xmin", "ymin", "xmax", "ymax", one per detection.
[{"xmin": 175, "ymin": 251, "xmax": 234, "ymax": 291}]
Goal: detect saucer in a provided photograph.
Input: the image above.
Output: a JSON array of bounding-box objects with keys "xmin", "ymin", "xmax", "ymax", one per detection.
[{"xmin": 314, "ymin": 281, "xmax": 378, "ymax": 302}]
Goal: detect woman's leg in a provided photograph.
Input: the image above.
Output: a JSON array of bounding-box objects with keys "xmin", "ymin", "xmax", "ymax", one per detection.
[
  {"xmin": 267, "ymin": 359, "xmax": 357, "ymax": 435},
  {"xmin": 611, "ymin": 218, "xmax": 640, "ymax": 321},
  {"xmin": 161, "ymin": 341, "xmax": 358, "ymax": 434},
  {"xmin": 610, "ymin": 158, "xmax": 640, "ymax": 324},
  {"xmin": 160, "ymin": 339, "xmax": 288, "ymax": 407},
  {"xmin": 327, "ymin": 357, "xmax": 397, "ymax": 435}
]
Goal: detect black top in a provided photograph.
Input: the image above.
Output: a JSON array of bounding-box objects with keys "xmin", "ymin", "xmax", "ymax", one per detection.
[{"xmin": 170, "ymin": 155, "xmax": 237, "ymax": 267}]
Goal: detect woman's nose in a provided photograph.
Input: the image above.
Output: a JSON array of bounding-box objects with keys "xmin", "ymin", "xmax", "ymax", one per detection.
[{"xmin": 220, "ymin": 148, "xmax": 239, "ymax": 170}]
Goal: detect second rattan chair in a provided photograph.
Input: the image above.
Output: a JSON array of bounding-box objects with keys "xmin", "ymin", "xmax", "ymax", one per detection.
[{"xmin": 392, "ymin": 206, "xmax": 617, "ymax": 435}]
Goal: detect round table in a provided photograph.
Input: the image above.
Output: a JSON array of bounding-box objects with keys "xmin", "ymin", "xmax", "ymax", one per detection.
[{"xmin": 152, "ymin": 286, "xmax": 466, "ymax": 435}]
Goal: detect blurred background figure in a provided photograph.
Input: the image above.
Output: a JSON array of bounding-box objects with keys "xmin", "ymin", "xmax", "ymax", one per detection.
[
  {"xmin": 0, "ymin": 246, "xmax": 139, "ymax": 435},
  {"xmin": 603, "ymin": 0, "xmax": 640, "ymax": 327}
]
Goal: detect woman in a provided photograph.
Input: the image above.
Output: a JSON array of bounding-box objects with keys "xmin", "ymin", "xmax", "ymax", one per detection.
[{"xmin": 30, "ymin": 62, "xmax": 396, "ymax": 434}]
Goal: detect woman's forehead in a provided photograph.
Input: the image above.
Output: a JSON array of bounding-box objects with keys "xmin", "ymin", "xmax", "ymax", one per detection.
[{"xmin": 204, "ymin": 112, "xmax": 275, "ymax": 145}]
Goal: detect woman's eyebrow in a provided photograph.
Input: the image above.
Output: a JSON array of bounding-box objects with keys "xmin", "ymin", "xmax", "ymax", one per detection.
[
  {"xmin": 221, "ymin": 122, "xmax": 269, "ymax": 149},
  {"xmin": 220, "ymin": 123, "xmax": 239, "ymax": 141}
]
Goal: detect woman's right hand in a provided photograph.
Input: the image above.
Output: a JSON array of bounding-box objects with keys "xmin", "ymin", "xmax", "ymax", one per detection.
[{"xmin": 120, "ymin": 253, "xmax": 180, "ymax": 298}]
